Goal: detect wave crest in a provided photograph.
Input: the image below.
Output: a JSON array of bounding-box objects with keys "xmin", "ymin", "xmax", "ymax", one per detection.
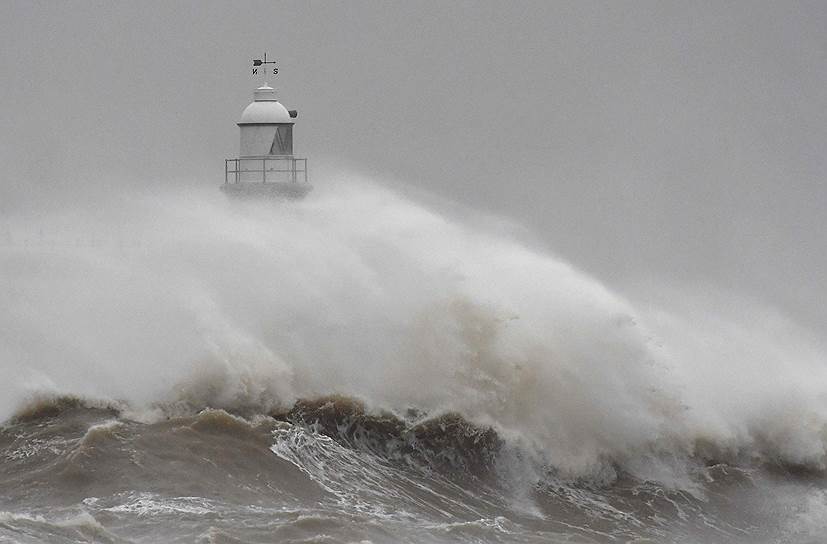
[
  {"xmin": 8, "ymin": 394, "xmax": 121, "ymax": 425},
  {"xmin": 273, "ymin": 396, "xmax": 501, "ymax": 475}
]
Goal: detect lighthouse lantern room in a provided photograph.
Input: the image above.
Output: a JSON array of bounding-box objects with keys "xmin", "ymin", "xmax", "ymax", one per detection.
[{"xmin": 222, "ymin": 83, "xmax": 310, "ymax": 198}]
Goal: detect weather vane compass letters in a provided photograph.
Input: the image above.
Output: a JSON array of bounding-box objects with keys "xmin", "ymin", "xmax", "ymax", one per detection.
[{"xmin": 252, "ymin": 53, "xmax": 278, "ymax": 76}]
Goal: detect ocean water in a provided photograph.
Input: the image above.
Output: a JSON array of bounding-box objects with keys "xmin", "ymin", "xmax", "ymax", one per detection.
[{"xmin": 1, "ymin": 175, "xmax": 826, "ymax": 543}]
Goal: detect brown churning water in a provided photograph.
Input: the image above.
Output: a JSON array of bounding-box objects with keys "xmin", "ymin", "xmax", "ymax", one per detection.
[
  {"xmin": 2, "ymin": 178, "xmax": 827, "ymax": 543},
  {"xmin": 2, "ymin": 394, "xmax": 823, "ymax": 544}
]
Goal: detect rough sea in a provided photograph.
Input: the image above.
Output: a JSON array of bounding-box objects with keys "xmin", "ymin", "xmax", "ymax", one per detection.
[{"xmin": 1, "ymin": 176, "xmax": 826, "ymax": 543}]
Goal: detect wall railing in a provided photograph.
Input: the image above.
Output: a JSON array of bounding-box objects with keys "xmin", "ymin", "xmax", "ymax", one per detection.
[{"xmin": 224, "ymin": 157, "xmax": 309, "ymax": 184}]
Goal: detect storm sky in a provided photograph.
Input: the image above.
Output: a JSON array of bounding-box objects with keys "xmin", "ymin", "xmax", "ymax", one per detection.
[{"xmin": 1, "ymin": 1, "xmax": 826, "ymax": 333}]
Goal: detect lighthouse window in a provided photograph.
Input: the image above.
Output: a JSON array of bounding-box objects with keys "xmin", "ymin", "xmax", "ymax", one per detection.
[{"xmin": 270, "ymin": 126, "xmax": 293, "ymax": 155}]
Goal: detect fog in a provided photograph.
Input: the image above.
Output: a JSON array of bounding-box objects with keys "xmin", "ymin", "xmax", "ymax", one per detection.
[
  {"xmin": 3, "ymin": 7, "xmax": 827, "ymax": 537},
  {"xmin": 1, "ymin": 2, "xmax": 826, "ymax": 331}
]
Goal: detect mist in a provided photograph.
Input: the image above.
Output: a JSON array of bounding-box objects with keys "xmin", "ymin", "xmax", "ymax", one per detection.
[
  {"xmin": 0, "ymin": 0, "xmax": 825, "ymax": 466},
  {"xmin": 2, "ymin": 5, "xmax": 827, "ymax": 540},
  {"xmin": 0, "ymin": 174, "xmax": 825, "ymax": 493},
  {"xmin": 2, "ymin": 1, "xmax": 826, "ymax": 339}
]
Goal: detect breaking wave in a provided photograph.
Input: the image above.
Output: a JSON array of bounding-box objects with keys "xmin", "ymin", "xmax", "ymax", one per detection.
[
  {"xmin": 2, "ymin": 173, "xmax": 827, "ymax": 541},
  {"xmin": 8, "ymin": 388, "xmax": 826, "ymax": 489}
]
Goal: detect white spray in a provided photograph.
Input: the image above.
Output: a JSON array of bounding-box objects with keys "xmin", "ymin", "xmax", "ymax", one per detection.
[{"xmin": 1, "ymin": 173, "xmax": 826, "ymax": 486}]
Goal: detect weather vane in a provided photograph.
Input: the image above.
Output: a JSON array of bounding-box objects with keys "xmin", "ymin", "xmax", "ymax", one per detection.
[{"xmin": 252, "ymin": 53, "xmax": 279, "ymax": 76}]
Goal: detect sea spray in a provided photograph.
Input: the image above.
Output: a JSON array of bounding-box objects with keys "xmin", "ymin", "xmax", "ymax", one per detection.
[{"xmin": 1, "ymin": 173, "xmax": 826, "ymax": 489}]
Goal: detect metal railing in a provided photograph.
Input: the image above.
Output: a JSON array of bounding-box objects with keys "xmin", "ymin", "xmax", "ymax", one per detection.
[{"xmin": 224, "ymin": 157, "xmax": 309, "ymax": 184}]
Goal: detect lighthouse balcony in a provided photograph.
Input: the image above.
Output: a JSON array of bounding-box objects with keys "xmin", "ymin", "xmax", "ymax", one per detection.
[{"xmin": 222, "ymin": 156, "xmax": 310, "ymax": 199}]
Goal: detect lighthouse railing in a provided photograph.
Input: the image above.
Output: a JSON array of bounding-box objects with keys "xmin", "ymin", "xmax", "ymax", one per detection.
[{"xmin": 224, "ymin": 157, "xmax": 308, "ymax": 185}]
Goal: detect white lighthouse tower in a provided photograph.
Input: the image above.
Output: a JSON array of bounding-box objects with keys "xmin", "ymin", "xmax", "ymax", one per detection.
[{"xmin": 222, "ymin": 83, "xmax": 310, "ymax": 198}]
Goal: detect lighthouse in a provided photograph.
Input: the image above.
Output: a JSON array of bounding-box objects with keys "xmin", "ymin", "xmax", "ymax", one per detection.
[{"xmin": 222, "ymin": 83, "xmax": 310, "ymax": 198}]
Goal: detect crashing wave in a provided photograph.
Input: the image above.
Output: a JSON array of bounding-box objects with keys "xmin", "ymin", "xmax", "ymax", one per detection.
[{"xmin": 273, "ymin": 396, "xmax": 501, "ymax": 475}]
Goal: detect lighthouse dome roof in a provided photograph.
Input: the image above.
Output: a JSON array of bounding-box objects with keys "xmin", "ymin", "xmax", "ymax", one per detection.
[{"xmin": 238, "ymin": 84, "xmax": 294, "ymax": 124}]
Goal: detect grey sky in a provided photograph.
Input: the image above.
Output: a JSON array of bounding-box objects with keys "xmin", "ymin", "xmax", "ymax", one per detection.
[{"xmin": 2, "ymin": 1, "xmax": 826, "ymax": 333}]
